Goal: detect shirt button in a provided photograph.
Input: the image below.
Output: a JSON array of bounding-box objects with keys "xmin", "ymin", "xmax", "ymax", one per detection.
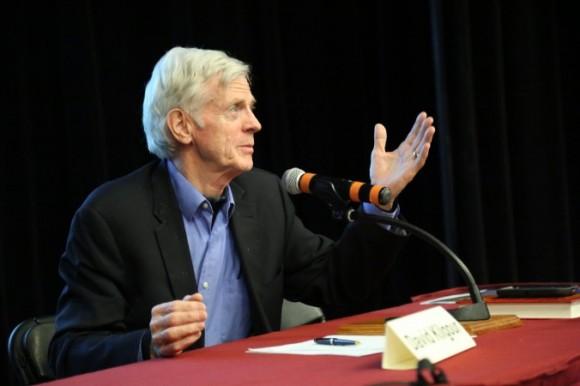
[
  {"xmin": 202, "ymin": 202, "xmax": 209, "ymax": 209},
  {"xmin": 202, "ymin": 281, "xmax": 209, "ymax": 289}
]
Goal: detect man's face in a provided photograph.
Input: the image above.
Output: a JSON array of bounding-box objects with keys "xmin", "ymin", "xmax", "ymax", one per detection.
[{"xmin": 192, "ymin": 75, "xmax": 262, "ymax": 176}]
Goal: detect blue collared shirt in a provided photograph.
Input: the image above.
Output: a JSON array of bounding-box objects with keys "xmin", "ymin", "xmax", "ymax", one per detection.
[{"xmin": 167, "ymin": 160, "xmax": 251, "ymax": 347}]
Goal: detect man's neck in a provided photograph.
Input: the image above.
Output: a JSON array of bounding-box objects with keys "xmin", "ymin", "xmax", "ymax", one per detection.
[{"xmin": 170, "ymin": 155, "xmax": 238, "ymax": 200}]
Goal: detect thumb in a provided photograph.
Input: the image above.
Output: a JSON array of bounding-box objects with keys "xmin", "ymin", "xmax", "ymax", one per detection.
[{"xmin": 373, "ymin": 123, "xmax": 387, "ymax": 151}]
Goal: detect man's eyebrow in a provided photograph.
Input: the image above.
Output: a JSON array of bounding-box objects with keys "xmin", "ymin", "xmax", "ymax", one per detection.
[{"xmin": 228, "ymin": 97, "xmax": 257, "ymax": 108}]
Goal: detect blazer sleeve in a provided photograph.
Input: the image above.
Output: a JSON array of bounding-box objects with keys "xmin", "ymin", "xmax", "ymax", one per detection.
[
  {"xmin": 280, "ymin": 182, "xmax": 409, "ymax": 308},
  {"xmin": 49, "ymin": 204, "xmax": 147, "ymax": 378}
]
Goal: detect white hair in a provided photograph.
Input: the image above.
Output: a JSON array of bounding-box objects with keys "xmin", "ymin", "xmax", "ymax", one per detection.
[{"xmin": 142, "ymin": 47, "xmax": 250, "ymax": 159}]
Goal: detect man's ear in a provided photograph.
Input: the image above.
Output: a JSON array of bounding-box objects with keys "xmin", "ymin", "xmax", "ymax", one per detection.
[{"xmin": 166, "ymin": 108, "xmax": 194, "ymax": 145}]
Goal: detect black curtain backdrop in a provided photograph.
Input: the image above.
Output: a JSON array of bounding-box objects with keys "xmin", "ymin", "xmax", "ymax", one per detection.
[{"xmin": 1, "ymin": 1, "xmax": 578, "ymax": 383}]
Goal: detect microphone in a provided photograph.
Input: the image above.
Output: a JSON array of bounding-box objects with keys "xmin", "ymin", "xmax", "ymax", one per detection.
[{"xmin": 282, "ymin": 168, "xmax": 392, "ymax": 206}]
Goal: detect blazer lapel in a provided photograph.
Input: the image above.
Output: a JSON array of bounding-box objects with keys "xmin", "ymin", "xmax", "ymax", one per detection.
[
  {"xmin": 151, "ymin": 162, "xmax": 197, "ymax": 299},
  {"xmin": 230, "ymin": 180, "xmax": 272, "ymax": 332}
]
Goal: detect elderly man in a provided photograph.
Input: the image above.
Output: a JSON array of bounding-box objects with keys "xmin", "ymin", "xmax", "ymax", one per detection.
[{"xmin": 49, "ymin": 46, "xmax": 435, "ymax": 377}]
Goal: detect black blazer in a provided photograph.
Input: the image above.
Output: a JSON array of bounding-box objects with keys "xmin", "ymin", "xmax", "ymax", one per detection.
[{"xmin": 49, "ymin": 161, "xmax": 406, "ymax": 377}]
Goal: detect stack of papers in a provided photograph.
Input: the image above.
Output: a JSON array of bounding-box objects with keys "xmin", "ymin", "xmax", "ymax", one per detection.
[
  {"xmin": 420, "ymin": 289, "xmax": 492, "ymax": 305},
  {"xmin": 247, "ymin": 335, "xmax": 383, "ymax": 357}
]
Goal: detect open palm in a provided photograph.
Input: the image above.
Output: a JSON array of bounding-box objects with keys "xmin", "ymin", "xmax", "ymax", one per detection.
[{"xmin": 369, "ymin": 112, "xmax": 435, "ymax": 210}]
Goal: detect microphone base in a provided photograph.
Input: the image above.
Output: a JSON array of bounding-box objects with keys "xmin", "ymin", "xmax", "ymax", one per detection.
[{"xmin": 448, "ymin": 302, "xmax": 490, "ymax": 321}]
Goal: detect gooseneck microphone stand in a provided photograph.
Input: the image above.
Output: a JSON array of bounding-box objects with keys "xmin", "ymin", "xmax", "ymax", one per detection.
[
  {"xmin": 349, "ymin": 210, "xmax": 490, "ymax": 321},
  {"xmin": 313, "ymin": 183, "xmax": 490, "ymax": 322}
]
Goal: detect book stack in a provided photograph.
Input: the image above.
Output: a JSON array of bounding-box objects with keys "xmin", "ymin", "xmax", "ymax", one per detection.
[{"xmin": 483, "ymin": 293, "xmax": 580, "ymax": 319}]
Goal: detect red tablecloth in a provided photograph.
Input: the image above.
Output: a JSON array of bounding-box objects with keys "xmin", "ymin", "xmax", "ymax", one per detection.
[{"xmin": 44, "ymin": 289, "xmax": 580, "ymax": 386}]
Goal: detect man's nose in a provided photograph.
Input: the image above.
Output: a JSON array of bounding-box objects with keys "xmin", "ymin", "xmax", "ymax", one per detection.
[{"xmin": 246, "ymin": 109, "xmax": 262, "ymax": 133}]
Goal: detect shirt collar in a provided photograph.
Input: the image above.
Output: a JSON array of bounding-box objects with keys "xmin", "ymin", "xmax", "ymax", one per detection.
[{"xmin": 166, "ymin": 159, "xmax": 235, "ymax": 220}]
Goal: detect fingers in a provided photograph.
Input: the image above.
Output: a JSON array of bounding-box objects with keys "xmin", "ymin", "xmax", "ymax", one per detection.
[
  {"xmin": 404, "ymin": 112, "xmax": 434, "ymax": 164},
  {"xmin": 151, "ymin": 302, "xmax": 207, "ymax": 329},
  {"xmin": 151, "ymin": 322, "xmax": 204, "ymax": 357},
  {"xmin": 414, "ymin": 121, "xmax": 436, "ymax": 165},
  {"xmin": 375, "ymin": 112, "xmax": 433, "ymax": 154},
  {"xmin": 150, "ymin": 294, "xmax": 207, "ymax": 358},
  {"xmin": 411, "ymin": 114, "xmax": 434, "ymax": 149},
  {"xmin": 183, "ymin": 293, "xmax": 203, "ymax": 302},
  {"xmin": 373, "ymin": 123, "xmax": 387, "ymax": 151},
  {"xmin": 416, "ymin": 142, "xmax": 432, "ymax": 168},
  {"xmin": 403, "ymin": 112, "xmax": 428, "ymax": 146}
]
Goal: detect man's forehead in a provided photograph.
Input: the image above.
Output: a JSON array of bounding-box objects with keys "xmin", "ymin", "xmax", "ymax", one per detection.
[
  {"xmin": 204, "ymin": 74, "xmax": 249, "ymax": 90},
  {"xmin": 203, "ymin": 75, "xmax": 255, "ymax": 105},
  {"xmin": 224, "ymin": 78, "xmax": 256, "ymax": 105},
  {"xmin": 226, "ymin": 77, "xmax": 252, "ymax": 94}
]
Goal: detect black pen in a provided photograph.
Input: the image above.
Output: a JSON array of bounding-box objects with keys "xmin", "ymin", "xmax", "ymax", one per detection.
[{"xmin": 314, "ymin": 337, "xmax": 359, "ymax": 346}]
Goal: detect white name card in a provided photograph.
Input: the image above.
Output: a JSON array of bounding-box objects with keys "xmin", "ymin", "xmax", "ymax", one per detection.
[{"xmin": 382, "ymin": 306, "xmax": 476, "ymax": 370}]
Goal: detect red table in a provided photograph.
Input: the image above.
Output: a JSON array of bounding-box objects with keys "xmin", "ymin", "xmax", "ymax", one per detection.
[{"xmin": 44, "ymin": 288, "xmax": 580, "ymax": 385}]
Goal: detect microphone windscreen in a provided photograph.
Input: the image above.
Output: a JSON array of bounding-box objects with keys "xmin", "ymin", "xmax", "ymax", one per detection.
[{"xmin": 281, "ymin": 168, "xmax": 305, "ymax": 195}]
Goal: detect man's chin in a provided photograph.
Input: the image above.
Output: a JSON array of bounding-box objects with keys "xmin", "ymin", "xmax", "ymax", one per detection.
[
  {"xmin": 238, "ymin": 159, "xmax": 254, "ymax": 171},
  {"xmin": 229, "ymin": 160, "xmax": 253, "ymax": 176}
]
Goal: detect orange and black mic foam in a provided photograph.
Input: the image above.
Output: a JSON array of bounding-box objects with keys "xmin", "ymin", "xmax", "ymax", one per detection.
[{"xmin": 293, "ymin": 170, "xmax": 391, "ymax": 206}]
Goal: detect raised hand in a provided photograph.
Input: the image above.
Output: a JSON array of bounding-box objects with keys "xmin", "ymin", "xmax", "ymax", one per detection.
[{"xmin": 369, "ymin": 112, "xmax": 436, "ymax": 210}]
